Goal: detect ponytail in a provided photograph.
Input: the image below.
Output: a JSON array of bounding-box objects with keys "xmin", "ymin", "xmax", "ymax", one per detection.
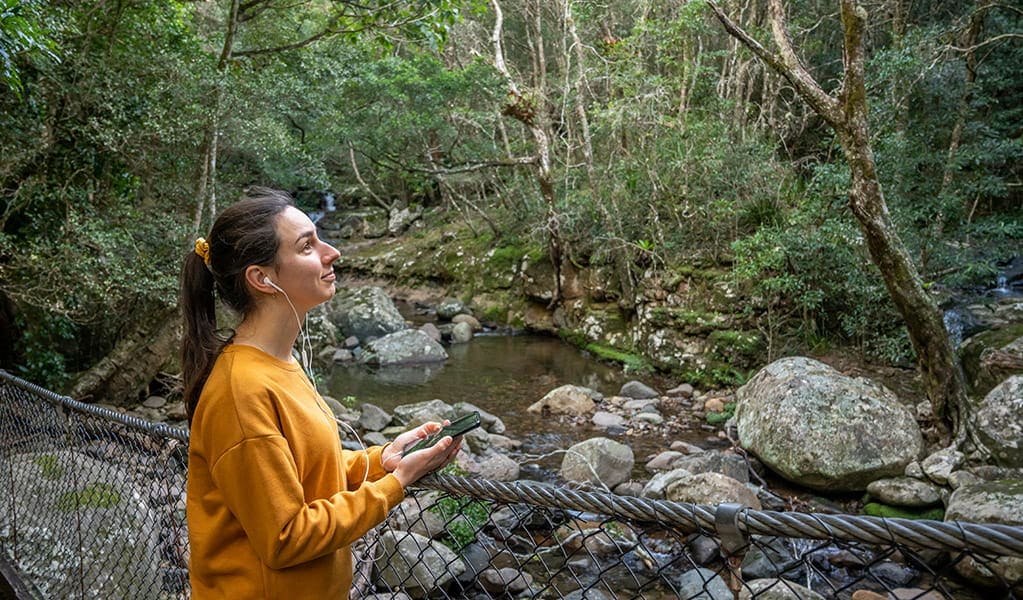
[
  {"xmin": 180, "ymin": 250, "xmax": 221, "ymax": 422},
  {"xmin": 179, "ymin": 188, "xmax": 294, "ymax": 422}
]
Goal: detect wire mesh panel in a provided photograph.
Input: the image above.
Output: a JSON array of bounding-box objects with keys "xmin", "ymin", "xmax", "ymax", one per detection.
[
  {"xmin": 2, "ymin": 370, "xmax": 1023, "ymax": 600},
  {"xmin": 351, "ymin": 483, "xmax": 1023, "ymax": 600},
  {"xmin": 0, "ymin": 373, "xmax": 189, "ymax": 599}
]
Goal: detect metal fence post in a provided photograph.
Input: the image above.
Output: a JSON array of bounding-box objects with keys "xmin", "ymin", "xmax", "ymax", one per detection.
[{"xmin": 715, "ymin": 502, "xmax": 750, "ymax": 599}]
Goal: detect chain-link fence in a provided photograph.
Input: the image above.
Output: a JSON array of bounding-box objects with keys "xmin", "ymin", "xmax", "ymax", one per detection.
[{"xmin": 2, "ymin": 369, "xmax": 1022, "ymax": 599}]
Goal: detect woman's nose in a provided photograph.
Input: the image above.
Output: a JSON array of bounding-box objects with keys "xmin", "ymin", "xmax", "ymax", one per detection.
[{"xmin": 323, "ymin": 243, "xmax": 341, "ymax": 263}]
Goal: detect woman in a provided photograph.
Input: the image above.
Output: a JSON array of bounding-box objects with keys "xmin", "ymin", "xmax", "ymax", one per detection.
[{"xmin": 181, "ymin": 188, "xmax": 459, "ymax": 599}]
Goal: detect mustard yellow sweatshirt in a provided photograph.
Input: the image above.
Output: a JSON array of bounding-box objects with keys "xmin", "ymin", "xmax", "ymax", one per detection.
[{"xmin": 187, "ymin": 344, "xmax": 404, "ymax": 599}]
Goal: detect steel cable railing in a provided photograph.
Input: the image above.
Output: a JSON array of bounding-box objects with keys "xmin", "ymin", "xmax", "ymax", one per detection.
[{"xmin": 2, "ymin": 368, "xmax": 1022, "ymax": 600}]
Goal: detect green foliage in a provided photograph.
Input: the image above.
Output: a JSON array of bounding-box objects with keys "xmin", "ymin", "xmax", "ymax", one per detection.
[
  {"xmin": 705, "ymin": 401, "xmax": 736, "ymax": 426},
  {"xmin": 55, "ymin": 483, "xmax": 122, "ymax": 511},
  {"xmin": 0, "ymin": 0, "xmax": 59, "ymax": 98},
  {"xmin": 33, "ymin": 454, "xmax": 64, "ymax": 480},
  {"xmin": 862, "ymin": 502, "xmax": 944, "ymax": 521},
  {"xmin": 428, "ymin": 480, "xmax": 491, "ymax": 551}
]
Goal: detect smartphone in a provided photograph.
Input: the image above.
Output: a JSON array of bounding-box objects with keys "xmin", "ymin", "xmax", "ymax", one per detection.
[{"xmin": 402, "ymin": 411, "xmax": 481, "ymax": 456}]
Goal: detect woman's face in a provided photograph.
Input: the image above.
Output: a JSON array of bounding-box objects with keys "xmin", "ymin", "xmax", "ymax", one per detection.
[{"xmin": 268, "ymin": 206, "xmax": 340, "ymax": 312}]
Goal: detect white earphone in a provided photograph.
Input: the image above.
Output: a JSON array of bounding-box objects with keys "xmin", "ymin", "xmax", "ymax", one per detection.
[{"xmin": 263, "ymin": 275, "xmax": 284, "ymax": 293}]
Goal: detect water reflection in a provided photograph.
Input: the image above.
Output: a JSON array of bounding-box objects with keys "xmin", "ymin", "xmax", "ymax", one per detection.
[{"xmin": 324, "ymin": 334, "xmax": 668, "ymax": 466}]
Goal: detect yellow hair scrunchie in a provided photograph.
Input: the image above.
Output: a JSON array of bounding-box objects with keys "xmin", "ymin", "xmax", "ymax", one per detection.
[{"xmin": 194, "ymin": 237, "xmax": 211, "ymax": 265}]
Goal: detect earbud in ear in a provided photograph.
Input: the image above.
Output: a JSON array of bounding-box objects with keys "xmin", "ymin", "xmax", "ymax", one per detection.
[
  {"xmin": 262, "ymin": 275, "xmax": 284, "ymax": 293},
  {"xmin": 263, "ymin": 276, "xmax": 273, "ymax": 286}
]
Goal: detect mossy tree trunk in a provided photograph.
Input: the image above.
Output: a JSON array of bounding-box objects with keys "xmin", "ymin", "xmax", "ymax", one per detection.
[{"xmin": 709, "ymin": 0, "xmax": 971, "ymax": 444}]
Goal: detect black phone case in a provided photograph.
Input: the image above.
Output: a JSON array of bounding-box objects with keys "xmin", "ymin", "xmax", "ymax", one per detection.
[{"xmin": 403, "ymin": 412, "xmax": 481, "ymax": 455}]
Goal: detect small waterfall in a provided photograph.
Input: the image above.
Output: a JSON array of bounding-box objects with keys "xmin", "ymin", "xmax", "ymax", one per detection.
[{"xmin": 943, "ymin": 309, "xmax": 966, "ymax": 348}]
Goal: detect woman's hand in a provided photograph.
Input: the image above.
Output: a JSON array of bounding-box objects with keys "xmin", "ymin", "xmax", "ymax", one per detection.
[{"xmin": 382, "ymin": 421, "xmax": 462, "ymax": 488}]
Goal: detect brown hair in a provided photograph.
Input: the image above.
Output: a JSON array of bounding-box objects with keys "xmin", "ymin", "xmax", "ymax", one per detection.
[{"xmin": 180, "ymin": 188, "xmax": 294, "ymax": 421}]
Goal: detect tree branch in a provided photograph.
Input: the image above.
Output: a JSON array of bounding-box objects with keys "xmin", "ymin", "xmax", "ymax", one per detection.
[{"xmin": 406, "ymin": 157, "xmax": 537, "ymax": 174}]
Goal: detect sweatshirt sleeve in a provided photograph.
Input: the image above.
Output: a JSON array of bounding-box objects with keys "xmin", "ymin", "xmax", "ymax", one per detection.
[
  {"xmin": 343, "ymin": 444, "xmax": 392, "ymax": 487},
  {"xmin": 210, "ymin": 435, "xmax": 405, "ymax": 570}
]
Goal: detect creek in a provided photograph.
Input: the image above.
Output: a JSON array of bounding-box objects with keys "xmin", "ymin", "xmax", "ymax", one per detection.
[{"xmin": 323, "ymin": 332, "xmax": 722, "ymax": 479}]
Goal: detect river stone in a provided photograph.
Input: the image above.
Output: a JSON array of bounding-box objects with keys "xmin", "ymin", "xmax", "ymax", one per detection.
[
  {"xmin": 374, "ymin": 530, "xmax": 465, "ymax": 597},
  {"xmin": 418, "ymin": 322, "xmax": 442, "ymax": 342},
  {"xmin": 742, "ymin": 537, "xmax": 806, "ymax": 581},
  {"xmin": 665, "ymin": 472, "xmax": 762, "ymax": 509},
  {"xmin": 971, "ymin": 376, "xmax": 1023, "ymax": 467},
  {"xmin": 624, "ymin": 398, "xmax": 659, "ymax": 412},
  {"xmin": 945, "ymin": 479, "xmax": 1023, "ymax": 588},
  {"xmin": 474, "ymin": 453, "xmax": 520, "ymax": 481},
  {"xmin": 451, "ymin": 313, "xmax": 481, "ymax": 331},
  {"xmin": 360, "ymin": 329, "xmax": 448, "ymax": 366},
  {"xmin": 528, "ymin": 384, "xmax": 599, "ymax": 416},
  {"xmin": 0, "ymin": 450, "xmax": 162, "ymax": 599},
  {"xmin": 330, "ymin": 286, "xmax": 406, "ymax": 340},
  {"xmin": 436, "ymin": 297, "xmax": 468, "ymax": 320},
  {"xmin": 620, "ymin": 380, "xmax": 660, "ymax": 399},
  {"xmin": 358, "ymin": 403, "xmax": 392, "ymax": 431},
  {"xmin": 674, "ymin": 451, "xmax": 750, "ymax": 484},
  {"xmin": 632, "ymin": 412, "xmax": 664, "ymax": 425},
  {"xmin": 391, "ymin": 492, "xmax": 447, "ymax": 539},
  {"xmin": 592, "ymin": 411, "xmax": 626, "ymax": 428},
  {"xmin": 450, "ymin": 321, "xmax": 473, "ymax": 343},
  {"xmin": 866, "ymin": 477, "xmax": 943, "ymax": 507},
  {"xmin": 642, "ymin": 468, "xmax": 693, "ymax": 499},
  {"xmin": 646, "ymin": 451, "xmax": 684, "ymax": 471},
  {"xmin": 667, "ymin": 383, "xmax": 695, "ymax": 398},
  {"xmin": 479, "ymin": 568, "xmax": 531, "ymax": 594},
  {"xmin": 388, "ymin": 205, "xmax": 422, "ymax": 235},
  {"xmin": 672, "ymin": 567, "xmax": 732, "ymax": 600},
  {"xmin": 738, "ymin": 578, "xmax": 825, "ymax": 600},
  {"xmin": 391, "ymin": 399, "xmax": 454, "ymax": 426},
  {"xmin": 920, "ymin": 446, "xmax": 964, "ymax": 484},
  {"xmin": 734, "ymin": 357, "xmax": 923, "ymax": 492},
  {"xmin": 560, "ymin": 437, "xmax": 634, "ymax": 489},
  {"xmin": 452, "ymin": 402, "xmax": 505, "ymax": 434}
]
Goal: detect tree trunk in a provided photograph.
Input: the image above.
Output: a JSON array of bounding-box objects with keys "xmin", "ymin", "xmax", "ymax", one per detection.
[
  {"xmin": 709, "ymin": 0, "xmax": 971, "ymax": 444},
  {"xmin": 67, "ymin": 307, "xmax": 180, "ymax": 405}
]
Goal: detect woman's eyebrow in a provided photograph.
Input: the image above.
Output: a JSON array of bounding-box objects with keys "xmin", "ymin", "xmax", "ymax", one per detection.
[{"xmin": 294, "ymin": 230, "xmax": 315, "ymax": 245}]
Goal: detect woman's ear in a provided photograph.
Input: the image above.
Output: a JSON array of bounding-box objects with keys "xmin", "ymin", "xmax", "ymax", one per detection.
[{"xmin": 244, "ymin": 266, "xmax": 277, "ymax": 295}]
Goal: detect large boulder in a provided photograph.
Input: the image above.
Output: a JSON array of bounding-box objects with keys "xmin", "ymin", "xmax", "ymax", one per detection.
[
  {"xmin": 329, "ymin": 286, "xmax": 407, "ymax": 341},
  {"xmin": 734, "ymin": 357, "xmax": 923, "ymax": 492},
  {"xmin": 0, "ymin": 451, "xmax": 162, "ymax": 599},
  {"xmin": 664, "ymin": 472, "xmax": 762, "ymax": 509},
  {"xmin": 945, "ymin": 480, "xmax": 1023, "ymax": 588},
  {"xmin": 359, "ymin": 330, "xmax": 448, "ymax": 366},
  {"xmin": 960, "ymin": 323, "xmax": 1023, "ymax": 396},
  {"xmin": 972, "ymin": 376, "xmax": 1023, "ymax": 467},
  {"xmin": 560, "ymin": 437, "xmax": 634, "ymax": 489},
  {"xmin": 374, "ymin": 529, "xmax": 465, "ymax": 598},
  {"xmin": 527, "ymin": 384, "xmax": 600, "ymax": 416}
]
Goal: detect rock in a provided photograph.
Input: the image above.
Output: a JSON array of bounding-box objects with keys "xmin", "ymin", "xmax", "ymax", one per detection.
[
  {"xmin": 614, "ymin": 481, "xmax": 644, "ymax": 496},
  {"xmin": 674, "ymin": 451, "xmax": 750, "ymax": 484},
  {"xmin": 645, "ymin": 451, "xmax": 684, "ymax": 471},
  {"xmin": 332, "ymin": 348, "xmax": 354, "ymax": 363},
  {"xmin": 972, "ymin": 375, "xmax": 1023, "ymax": 467},
  {"xmin": 487, "ymin": 434, "xmax": 521, "ymax": 450},
  {"xmin": 436, "ymin": 298, "xmax": 468, "ymax": 320},
  {"xmin": 734, "ymin": 357, "xmax": 923, "ymax": 492},
  {"xmin": 392, "ymin": 399, "xmax": 454, "ymax": 426},
  {"xmin": 904, "ymin": 461, "xmax": 924, "ymax": 479},
  {"xmin": 142, "ymin": 395, "xmax": 166, "ymax": 409},
  {"xmin": 450, "ymin": 321, "xmax": 473, "ymax": 343},
  {"xmin": 738, "ymin": 578, "xmax": 825, "ymax": 600},
  {"xmin": 479, "ymin": 568, "xmax": 531, "ymax": 595},
  {"xmin": 667, "ymin": 383, "xmax": 695, "ymax": 398},
  {"xmin": 920, "ymin": 446, "xmax": 964, "ymax": 484},
  {"xmin": 451, "ymin": 402, "xmax": 505, "ymax": 434},
  {"xmin": 560, "ymin": 437, "xmax": 635, "ymax": 489},
  {"xmin": 623, "ymin": 398, "xmax": 660, "ymax": 412},
  {"xmin": 418, "ymin": 322, "xmax": 441, "ymax": 342},
  {"xmin": 850, "ymin": 591, "xmax": 887, "ymax": 600},
  {"xmin": 945, "ymin": 479, "xmax": 1023, "ymax": 588},
  {"xmin": 329, "ymin": 286, "xmax": 406, "ymax": 340},
  {"xmin": 387, "ymin": 205, "xmax": 422, "ymax": 236},
  {"xmin": 0, "ymin": 451, "xmax": 162, "ymax": 599},
  {"xmin": 451, "ymin": 313, "xmax": 482, "ymax": 331},
  {"xmin": 866, "ymin": 477, "xmax": 943, "ymax": 507},
  {"xmin": 632, "ymin": 412, "xmax": 664, "ymax": 425},
  {"xmin": 671, "ymin": 441, "xmax": 705, "ymax": 454},
  {"xmin": 374, "ymin": 530, "xmax": 465, "ymax": 597},
  {"xmin": 527, "ymin": 384, "xmax": 600, "ymax": 416},
  {"xmin": 672, "ymin": 567, "xmax": 731, "ymax": 600},
  {"xmin": 665, "ymin": 472, "xmax": 763, "ymax": 509},
  {"xmin": 687, "ymin": 534, "xmax": 719, "ymax": 565},
  {"xmin": 389, "ymin": 492, "xmax": 448, "ymax": 539},
  {"xmin": 947, "ymin": 470, "xmax": 983, "ymax": 489},
  {"xmin": 960, "ymin": 322, "xmax": 1023, "ymax": 396},
  {"xmin": 620, "ymin": 380, "xmax": 659, "ymax": 399},
  {"xmin": 592, "ymin": 411, "xmax": 627, "ymax": 429},
  {"xmin": 704, "ymin": 397, "xmax": 725, "ymax": 413},
  {"xmin": 642, "ymin": 468, "xmax": 693, "ymax": 499},
  {"xmin": 742, "ymin": 537, "xmax": 806, "ymax": 580},
  {"xmin": 359, "ymin": 330, "xmax": 448, "ymax": 366},
  {"xmin": 357, "ymin": 403, "xmax": 392, "ymax": 432}
]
